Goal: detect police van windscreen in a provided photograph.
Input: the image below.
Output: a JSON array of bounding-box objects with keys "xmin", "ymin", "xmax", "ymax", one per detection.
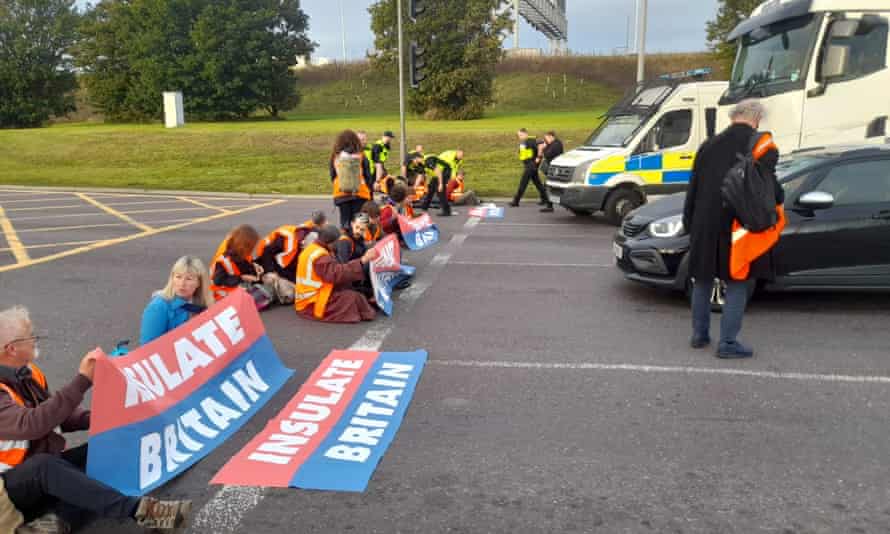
[
  {"xmin": 584, "ymin": 114, "xmax": 646, "ymax": 147},
  {"xmin": 728, "ymin": 14, "xmax": 819, "ymax": 97}
]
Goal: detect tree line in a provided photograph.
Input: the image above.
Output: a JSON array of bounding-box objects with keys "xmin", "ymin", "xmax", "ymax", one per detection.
[{"xmin": 1, "ymin": 0, "xmax": 757, "ymax": 128}]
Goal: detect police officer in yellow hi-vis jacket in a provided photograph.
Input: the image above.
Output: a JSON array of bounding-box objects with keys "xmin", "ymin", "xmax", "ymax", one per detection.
[{"xmin": 511, "ymin": 128, "xmax": 553, "ymax": 212}]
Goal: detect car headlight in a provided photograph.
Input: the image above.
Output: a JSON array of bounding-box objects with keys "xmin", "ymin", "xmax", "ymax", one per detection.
[{"xmin": 648, "ymin": 215, "xmax": 685, "ymax": 238}]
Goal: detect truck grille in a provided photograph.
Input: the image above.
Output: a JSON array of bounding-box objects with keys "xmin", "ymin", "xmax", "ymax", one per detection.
[
  {"xmin": 621, "ymin": 218, "xmax": 648, "ymax": 238},
  {"xmin": 547, "ymin": 165, "xmax": 574, "ymax": 183}
]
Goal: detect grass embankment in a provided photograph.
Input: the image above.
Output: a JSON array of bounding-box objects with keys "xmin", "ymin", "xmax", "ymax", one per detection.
[{"xmin": 0, "ymin": 112, "xmax": 602, "ymax": 197}]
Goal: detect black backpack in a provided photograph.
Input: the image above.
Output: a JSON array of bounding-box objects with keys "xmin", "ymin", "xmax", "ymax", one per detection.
[{"xmin": 721, "ymin": 132, "xmax": 778, "ymax": 233}]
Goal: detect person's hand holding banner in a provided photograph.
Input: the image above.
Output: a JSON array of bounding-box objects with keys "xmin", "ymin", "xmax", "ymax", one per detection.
[
  {"xmin": 397, "ymin": 213, "xmax": 439, "ymax": 251},
  {"xmin": 86, "ymin": 289, "xmax": 293, "ymax": 496},
  {"xmin": 368, "ymin": 235, "xmax": 415, "ymax": 316}
]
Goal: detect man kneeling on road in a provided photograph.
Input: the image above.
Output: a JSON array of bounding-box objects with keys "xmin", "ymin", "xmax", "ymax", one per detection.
[{"xmin": 0, "ymin": 306, "xmax": 190, "ymax": 533}]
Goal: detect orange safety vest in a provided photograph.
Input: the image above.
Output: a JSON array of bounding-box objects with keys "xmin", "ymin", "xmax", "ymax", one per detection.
[
  {"xmin": 332, "ymin": 155, "xmax": 372, "ymax": 201},
  {"xmin": 255, "ymin": 225, "xmax": 299, "ymax": 269},
  {"xmin": 729, "ymin": 133, "xmax": 783, "ymax": 281},
  {"xmin": 364, "ymin": 224, "xmax": 382, "ymax": 243},
  {"xmin": 0, "ymin": 365, "xmax": 48, "ymax": 472},
  {"xmin": 413, "ymin": 181, "xmax": 427, "ymax": 201},
  {"xmin": 209, "ymin": 234, "xmax": 247, "ymax": 301},
  {"xmin": 295, "ymin": 242, "xmax": 335, "ymax": 319},
  {"xmin": 449, "ymin": 177, "xmax": 465, "ymax": 202}
]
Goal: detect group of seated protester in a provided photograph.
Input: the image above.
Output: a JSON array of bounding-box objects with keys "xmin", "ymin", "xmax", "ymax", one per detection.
[{"xmin": 139, "ymin": 187, "xmax": 421, "ymax": 339}]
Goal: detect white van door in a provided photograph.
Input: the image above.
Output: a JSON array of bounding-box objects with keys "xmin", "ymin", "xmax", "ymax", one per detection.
[
  {"xmin": 628, "ymin": 108, "xmax": 697, "ymax": 191},
  {"xmin": 801, "ymin": 14, "xmax": 890, "ymax": 147}
]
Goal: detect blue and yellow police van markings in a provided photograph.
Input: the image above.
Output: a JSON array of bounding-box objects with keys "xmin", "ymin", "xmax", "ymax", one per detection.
[{"xmin": 587, "ymin": 153, "xmax": 694, "ymax": 187}]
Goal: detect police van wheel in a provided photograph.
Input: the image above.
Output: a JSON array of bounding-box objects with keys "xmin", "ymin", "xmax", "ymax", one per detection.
[{"xmin": 603, "ymin": 188, "xmax": 643, "ymax": 226}]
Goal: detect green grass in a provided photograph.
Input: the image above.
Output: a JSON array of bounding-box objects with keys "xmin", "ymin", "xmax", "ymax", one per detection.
[
  {"xmin": 2, "ymin": 69, "xmax": 620, "ymax": 197},
  {"xmin": 0, "ymin": 110, "xmax": 606, "ymax": 197}
]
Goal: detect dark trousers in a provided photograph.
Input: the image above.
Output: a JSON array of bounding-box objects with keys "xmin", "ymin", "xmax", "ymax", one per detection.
[
  {"xmin": 513, "ymin": 161, "xmax": 550, "ymax": 205},
  {"xmin": 336, "ymin": 197, "xmax": 367, "ymax": 229},
  {"xmin": 691, "ymin": 279, "xmax": 749, "ymax": 346},
  {"xmin": 420, "ymin": 170, "xmax": 451, "ymax": 215},
  {"xmin": 2, "ymin": 445, "xmax": 139, "ymax": 527}
]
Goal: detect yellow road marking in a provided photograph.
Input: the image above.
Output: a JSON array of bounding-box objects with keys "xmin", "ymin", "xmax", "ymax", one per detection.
[
  {"xmin": 176, "ymin": 196, "xmax": 233, "ymax": 214},
  {"xmin": 76, "ymin": 193, "xmax": 153, "ymax": 232},
  {"xmin": 0, "ymin": 240, "xmax": 101, "ymax": 253},
  {"xmin": 0, "ymin": 206, "xmax": 30, "ymax": 263},
  {"xmin": 16, "ymin": 218, "xmax": 196, "ymax": 233},
  {"xmin": 9, "ymin": 205, "xmax": 233, "ymax": 222},
  {"xmin": 0, "ymin": 199, "xmax": 286, "ymax": 273},
  {"xmin": 4, "ymin": 204, "xmax": 87, "ymax": 212},
  {"xmin": 119, "ymin": 206, "xmax": 217, "ymax": 216},
  {"xmin": 100, "ymin": 199, "xmax": 205, "ymax": 208},
  {"xmin": 0, "ymin": 195, "xmax": 78, "ymax": 205},
  {"xmin": 0, "ymin": 188, "xmax": 282, "ymax": 202}
]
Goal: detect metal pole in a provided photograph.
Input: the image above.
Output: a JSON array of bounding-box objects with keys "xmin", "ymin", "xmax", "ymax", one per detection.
[
  {"xmin": 397, "ymin": 0, "xmax": 407, "ymax": 166},
  {"xmin": 339, "ymin": 0, "xmax": 347, "ymax": 63},
  {"xmin": 513, "ymin": 0, "xmax": 520, "ymax": 49},
  {"xmin": 636, "ymin": 0, "xmax": 648, "ymax": 84}
]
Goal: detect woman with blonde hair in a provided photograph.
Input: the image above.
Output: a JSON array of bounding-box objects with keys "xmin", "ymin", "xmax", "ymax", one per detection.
[{"xmin": 139, "ymin": 255, "xmax": 213, "ymax": 344}]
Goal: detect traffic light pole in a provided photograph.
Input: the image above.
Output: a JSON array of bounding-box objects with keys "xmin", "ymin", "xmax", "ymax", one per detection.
[{"xmin": 397, "ymin": 0, "xmax": 408, "ymax": 169}]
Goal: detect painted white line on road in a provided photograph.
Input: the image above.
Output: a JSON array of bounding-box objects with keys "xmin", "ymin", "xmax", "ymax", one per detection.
[
  {"xmin": 191, "ymin": 216, "xmax": 480, "ymax": 533},
  {"xmin": 430, "ymin": 360, "xmax": 890, "ymax": 385},
  {"xmin": 450, "ymin": 261, "xmax": 611, "ymax": 268}
]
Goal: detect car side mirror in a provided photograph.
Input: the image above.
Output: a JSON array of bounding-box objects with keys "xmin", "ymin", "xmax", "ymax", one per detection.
[
  {"xmin": 821, "ymin": 44, "xmax": 850, "ymax": 80},
  {"xmin": 797, "ymin": 191, "xmax": 835, "ymax": 210}
]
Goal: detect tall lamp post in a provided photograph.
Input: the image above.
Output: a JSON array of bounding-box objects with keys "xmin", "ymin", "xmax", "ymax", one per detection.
[
  {"xmin": 397, "ymin": 0, "xmax": 408, "ymax": 166},
  {"xmin": 636, "ymin": 0, "xmax": 648, "ymax": 85}
]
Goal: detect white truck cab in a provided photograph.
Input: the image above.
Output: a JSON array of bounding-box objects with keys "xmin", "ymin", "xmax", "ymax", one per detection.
[
  {"xmin": 547, "ymin": 75, "xmax": 728, "ymax": 225},
  {"xmin": 720, "ymin": 0, "xmax": 890, "ymax": 150}
]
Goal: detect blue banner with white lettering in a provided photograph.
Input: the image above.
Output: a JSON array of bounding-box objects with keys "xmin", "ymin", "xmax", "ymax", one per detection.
[{"xmin": 398, "ymin": 213, "xmax": 440, "ymax": 251}]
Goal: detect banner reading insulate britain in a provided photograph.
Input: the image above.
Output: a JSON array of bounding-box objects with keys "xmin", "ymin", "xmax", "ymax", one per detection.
[
  {"xmin": 211, "ymin": 349, "xmax": 427, "ymax": 492},
  {"xmin": 87, "ymin": 289, "xmax": 293, "ymax": 496}
]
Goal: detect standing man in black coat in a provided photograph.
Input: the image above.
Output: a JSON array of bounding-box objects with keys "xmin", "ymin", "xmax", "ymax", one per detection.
[{"xmin": 682, "ymin": 99, "xmax": 782, "ymax": 359}]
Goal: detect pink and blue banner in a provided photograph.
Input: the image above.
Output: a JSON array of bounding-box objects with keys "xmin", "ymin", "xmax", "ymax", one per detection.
[
  {"xmin": 87, "ymin": 290, "xmax": 293, "ymax": 496},
  {"xmin": 469, "ymin": 205, "xmax": 505, "ymax": 219},
  {"xmin": 211, "ymin": 349, "xmax": 427, "ymax": 492},
  {"xmin": 369, "ymin": 235, "xmax": 415, "ymax": 316},
  {"xmin": 398, "ymin": 213, "xmax": 439, "ymax": 251}
]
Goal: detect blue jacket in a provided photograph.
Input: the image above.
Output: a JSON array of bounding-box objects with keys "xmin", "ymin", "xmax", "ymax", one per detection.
[{"xmin": 139, "ymin": 295, "xmax": 195, "ymax": 345}]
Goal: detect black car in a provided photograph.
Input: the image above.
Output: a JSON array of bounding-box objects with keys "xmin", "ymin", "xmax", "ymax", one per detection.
[{"xmin": 614, "ymin": 144, "xmax": 890, "ymax": 304}]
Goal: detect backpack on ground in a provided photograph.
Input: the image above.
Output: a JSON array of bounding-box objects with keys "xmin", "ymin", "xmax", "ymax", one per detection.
[
  {"xmin": 721, "ymin": 132, "xmax": 778, "ymax": 233},
  {"xmin": 336, "ymin": 152, "xmax": 362, "ymax": 194}
]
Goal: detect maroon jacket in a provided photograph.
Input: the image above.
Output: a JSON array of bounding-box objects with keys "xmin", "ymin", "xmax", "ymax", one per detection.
[{"xmin": 0, "ymin": 365, "xmax": 91, "ymax": 457}]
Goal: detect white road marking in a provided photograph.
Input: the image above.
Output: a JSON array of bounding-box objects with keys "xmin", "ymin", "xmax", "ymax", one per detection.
[
  {"xmin": 430, "ymin": 360, "xmax": 890, "ymax": 385},
  {"xmin": 191, "ymin": 216, "xmax": 480, "ymax": 533}
]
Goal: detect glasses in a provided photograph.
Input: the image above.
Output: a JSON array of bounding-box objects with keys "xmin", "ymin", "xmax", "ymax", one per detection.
[{"xmin": 4, "ymin": 335, "xmax": 42, "ymax": 349}]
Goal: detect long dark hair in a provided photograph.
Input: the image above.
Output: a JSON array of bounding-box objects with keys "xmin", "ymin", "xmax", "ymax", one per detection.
[{"xmin": 332, "ymin": 129, "xmax": 362, "ymax": 158}]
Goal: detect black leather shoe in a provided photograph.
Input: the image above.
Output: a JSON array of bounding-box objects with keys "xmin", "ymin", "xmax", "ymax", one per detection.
[
  {"xmin": 539, "ymin": 205, "xmax": 554, "ymax": 213},
  {"xmin": 690, "ymin": 336, "xmax": 711, "ymax": 349},
  {"xmin": 508, "ymin": 202, "xmax": 519, "ymax": 207}
]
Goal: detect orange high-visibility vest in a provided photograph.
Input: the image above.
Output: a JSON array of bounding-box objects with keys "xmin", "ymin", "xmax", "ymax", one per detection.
[
  {"xmin": 0, "ymin": 365, "xmax": 48, "ymax": 473},
  {"xmin": 332, "ymin": 155, "xmax": 371, "ymax": 201},
  {"xmin": 729, "ymin": 132, "xmax": 782, "ymax": 281},
  {"xmin": 364, "ymin": 224, "xmax": 382, "ymax": 243},
  {"xmin": 295, "ymin": 242, "xmax": 335, "ymax": 319},
  {"xmin": 255, "ymin": 225, "xmax": 299, "ymax": 270},
  {"xmin": 210, "ymin": 234, "xmax": 248, "ymax": 301},
  {"xmin": 449, "ymin": 176, "xmax": 465, "ymax": 202}
]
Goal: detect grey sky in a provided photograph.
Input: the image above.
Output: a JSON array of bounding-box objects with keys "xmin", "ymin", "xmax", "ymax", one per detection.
[{"xmin": 304, "ymin": 0, "xmax": 720, "ymax": 60}]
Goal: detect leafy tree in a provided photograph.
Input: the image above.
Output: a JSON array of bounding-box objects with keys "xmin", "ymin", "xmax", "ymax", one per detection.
[
  {"xmin": 0, "ymin": 0, "xmax": 80, "ymax": 128},
  {"xmin": 75, "ymin": 0, "xmax": 313, "ymax": 121},
  {"xmin": 369, "ymin": 0, "xmax": 510, "ymax": 120},
  {"xmin": 706, "ymin": 0, "xmax": 762, "ymax": 73}
]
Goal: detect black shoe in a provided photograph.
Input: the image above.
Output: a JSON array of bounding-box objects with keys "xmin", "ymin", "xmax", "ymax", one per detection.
[
  {"xmin": 690, "ymin": 335, "xmax": 711, "ymax": 349},
  {"xmin": 539, "ymin": 205, "xmax": 554, "ymax": 213},
  {"xmin": 439, "ymin": 211, "xmax": 453, "ymax": 217},
  {"xmin": 394, "ymin": 279, "xmax": 412, "ymax": 290},
  {"xmin": 508, "ymin": 201, "xmax": 519, "ymax": 207},
  {"xmin": 716, "ymin": 341, "xmax": 754, "ymax": 359}
]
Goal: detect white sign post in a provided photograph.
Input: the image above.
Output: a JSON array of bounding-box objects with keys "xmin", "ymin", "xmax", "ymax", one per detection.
[{"xmin": 163, "ymin": 91, "xmax": 184, "ymax": 128}]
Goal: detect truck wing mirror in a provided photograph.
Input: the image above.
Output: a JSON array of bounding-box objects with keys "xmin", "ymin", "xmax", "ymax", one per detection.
[
  {"xmin": 828, "ymin": 19, "xmax": 859, "ymax": 39},
  {"xmin": 821, "ymin": 44, "xmax": 850, "ymax": 80}
]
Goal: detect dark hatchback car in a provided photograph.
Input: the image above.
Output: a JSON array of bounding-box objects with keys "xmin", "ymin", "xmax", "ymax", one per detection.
[{"xmin": 614, "ymin": 144, "xmax": 890, "ymax": 302}]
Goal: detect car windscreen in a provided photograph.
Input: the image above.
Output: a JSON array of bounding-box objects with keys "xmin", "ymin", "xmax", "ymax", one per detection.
[
  {"xmin": 777, "ymin": 154, "xmax": 829, "ymax": 195},
  {"xmin": 584, "ymin": 114, "xmax": 645, "ymax": 148}
]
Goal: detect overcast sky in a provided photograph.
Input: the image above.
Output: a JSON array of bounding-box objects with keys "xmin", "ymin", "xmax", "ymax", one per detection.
[
  {"xmin": 74, "ymin": 0, "xmax": 720, "ymax": 58},
  {"xmin": 304, "ymin": 0, "xmax": 720, "ymax": 60}
]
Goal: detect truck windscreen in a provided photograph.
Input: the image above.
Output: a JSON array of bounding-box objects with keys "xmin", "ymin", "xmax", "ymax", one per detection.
[
  {"xmin": 728, "ymin": 14, "xmax": 820, "ymax": 97},
  {"xmin": 584, "ymin": 114, "xmax": 645, "ymax": 147}
]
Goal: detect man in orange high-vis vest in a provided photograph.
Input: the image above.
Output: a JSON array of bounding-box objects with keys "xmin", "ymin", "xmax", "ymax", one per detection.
[
  {"xmin": 295, "ymin": 225, "xmax": 379, "ymax": 323},
  {"xmin": 255, "ymin": 211, "xmax": 328, "ymax": 304},
  {"xmin": 0, "ymin": 306, "xmax": 191, "ymax": 532},
  {"xmin": 683, "ymin": 99, "xmax": 782, "ymax": 359}
]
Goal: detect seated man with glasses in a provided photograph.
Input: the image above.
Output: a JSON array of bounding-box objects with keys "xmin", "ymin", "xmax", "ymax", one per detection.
[{"xmin": 0, "ymin": 306, "xmax": 190, "ymax": 533}]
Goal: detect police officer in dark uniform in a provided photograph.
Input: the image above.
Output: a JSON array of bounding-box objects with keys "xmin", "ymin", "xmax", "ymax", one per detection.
[
  {"xmin": 371, "ymin": 131, "xmax": 395, "ymax": 192},
  {"xmin": 511, "ymin": 128, "xmax": 553, "ymax": 212},
  {"xmin": 420, "ymin": 149, "xmax": 463, "ymax": 217}
]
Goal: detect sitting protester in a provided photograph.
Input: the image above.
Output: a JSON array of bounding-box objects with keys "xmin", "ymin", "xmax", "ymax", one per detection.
[
  {"xmin": 447, "ymin": 170, "xmax": 480, "ymax": 206},
  {"xmin": 295, "ymin": 225, "xmax": 379, "ymax": 324},
  {"xmin": 360, "ymin": 201, "xmax": 383, "ymax": 246},
  {"xmin": 0, "ymin": 306, "xmax": 190, "ymax": 533},
  {"xmin": 254, "ymin": 211, "xmax": 328, "ymax": 305},
  {"xmin": 139, "ymin": 256, "xmax": 213, "ymax": 345},
  {"xmin": 210, "ymin": 225, "xmax": 274, "ymax": 309},
  {"xmin": 380, "ymin": 184, "xmax": 415, "ymax": 237},
  {"xmin": 336, "ymin": 214, "xmax": 374, "ymax": 299}
]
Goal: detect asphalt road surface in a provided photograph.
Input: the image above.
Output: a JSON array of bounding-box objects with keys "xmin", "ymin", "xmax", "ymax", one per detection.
[{"xmin": 1, "ymin": 188, "xmax": 889, "ymax": 534}]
